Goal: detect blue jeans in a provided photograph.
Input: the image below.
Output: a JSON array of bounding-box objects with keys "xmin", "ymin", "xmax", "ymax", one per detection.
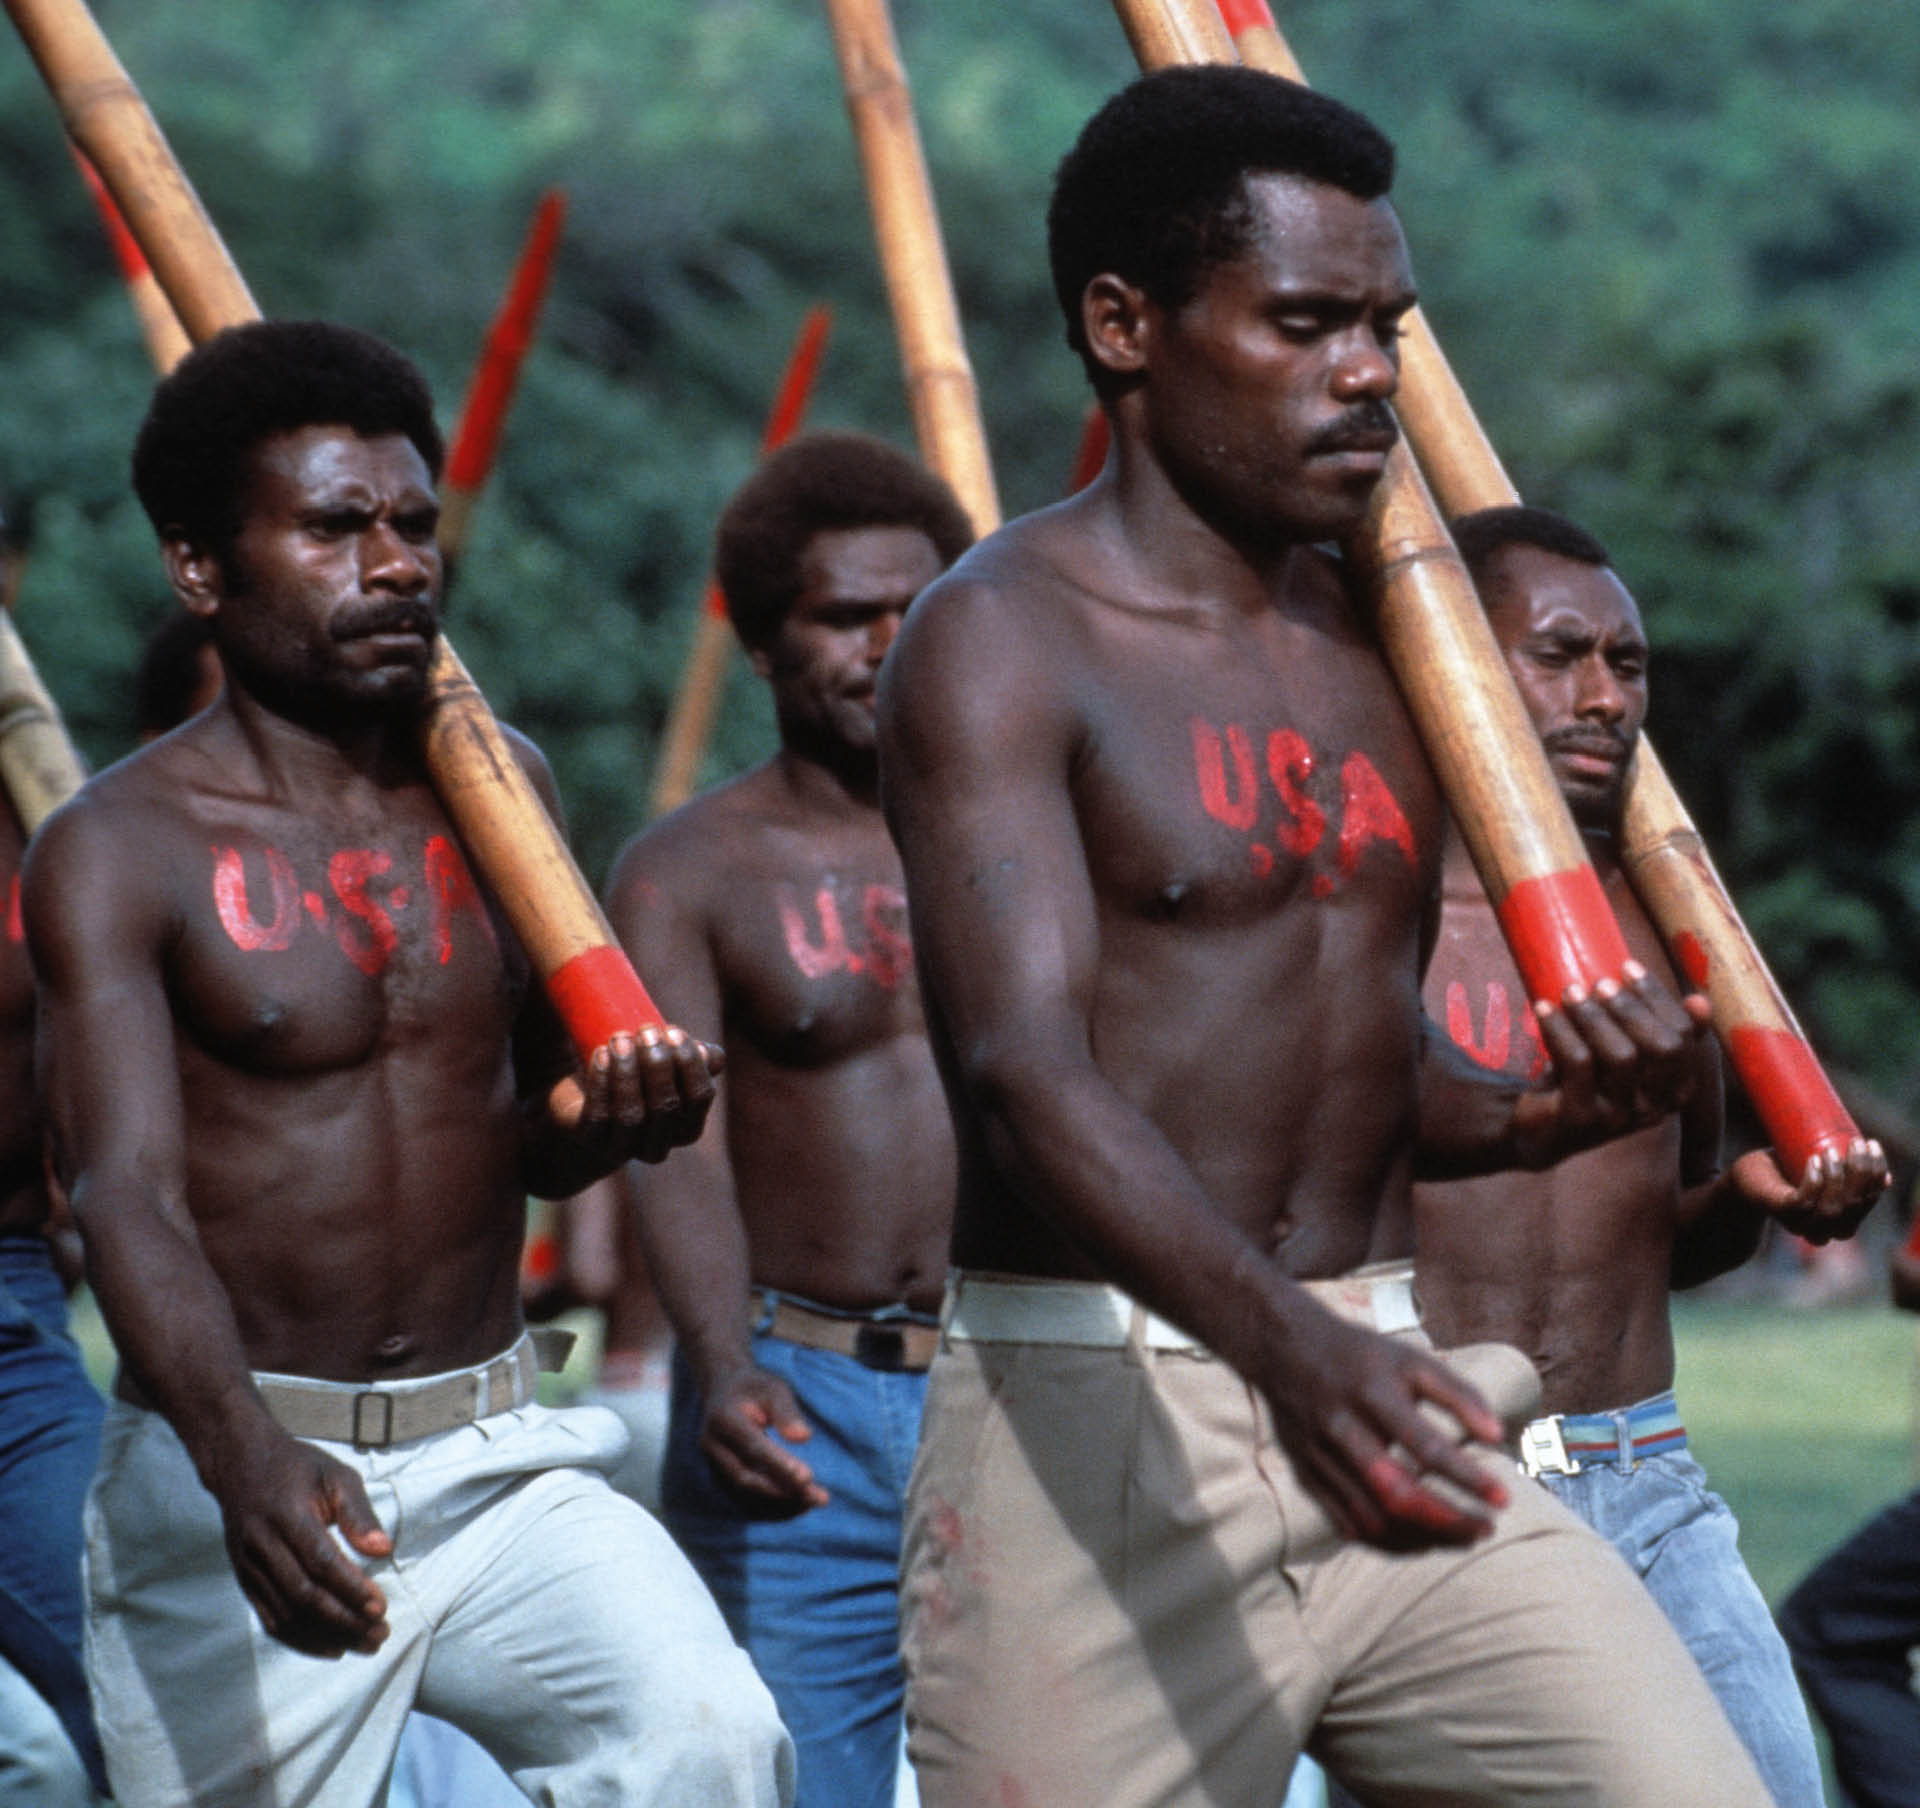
[
  {"xmin": 1780, "ymin": 1487, "xmax": 1920, "ymax": 1808},
  {"xmin": 0, "ymin": 1235, "xmax": 106, "ymax": 1796},
  {"xmin": 664, "ymin": 1321, "xmax": 927, "ymax": 1808},
  {"xmin": 1541, "ymin": 1440, "xmax": 1824, "ymax": 1808}
]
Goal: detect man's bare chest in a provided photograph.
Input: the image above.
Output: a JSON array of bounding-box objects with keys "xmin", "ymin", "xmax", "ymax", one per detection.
[
  {"xmin": 1072, "ymin": 647, "xmax": 1443, "ymax": 925},
  {"xmin": 715, "ymin": 841, "xmax": 921, "ymax": 1069},
  {"xmin": 170, "ymin": 817, "xmax": 515, "ymax": 1071}
]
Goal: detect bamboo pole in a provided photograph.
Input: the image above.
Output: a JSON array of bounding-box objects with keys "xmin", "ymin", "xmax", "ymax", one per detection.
[
  {"xmin": 1218, "ymin": 0, "xmax": 1862, "ymax": 1181},
  {"xmin": 821, "ymin": 0, "xmax": 1000, "ymax": 535},
  {"xmin": 650, "ymin": 305, "xmax": 833, "ymax": 820},
  {"xmin": 438, "ymin": 188, "xmax": 567, "ymax": 568},
  {"xmin": 1109, "ymin": 0, "xmax": 1635, "ymax": 1002},
  {"xmin": 6, "ymin": 0, "xmax": 669, "ymax": 1074},
  {"xmin": 75, "ymin": 148, "xmax": 192, "ymax": 373},
  {"xmin": 1066, "ymin": 405, "xmax": 1111, "ymax": 495}
]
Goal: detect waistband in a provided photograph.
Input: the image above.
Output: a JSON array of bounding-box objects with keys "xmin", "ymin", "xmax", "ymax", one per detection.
[
  {"xmin": 254, "ymin": 1328, "xmax": 572, "ymax": 1450},
  {"xmin": 751, "ymin": 1288, "xmax": 942, "ymax": 1373},
  {"xmin": 941, "ymin": 1261, "xmax": 1421, "ymax": 1354},
  {"xmin": 1518, "ymin": 1390, "xmax": 1686, "ymax": 1478}
]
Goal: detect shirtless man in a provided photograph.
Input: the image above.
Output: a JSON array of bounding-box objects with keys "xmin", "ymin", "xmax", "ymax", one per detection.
[
  {"xmin": 1406, "ymin": 504, "xmax": 1885, "ymax": 1808},
  {"xmin": 608, "ymin": 432, "xmax": 972, "ymax": 1808},
  {"xmin": 877, "ymin": 66, "xmax": 1771, "ymax": 1805},
  {"xmin": 23, "ymin": 320, "xmax": 792, "ymax": 1808},
  {"xmin": 0, "ymin": 624, "xmax": 105, "ymax": 1804}
]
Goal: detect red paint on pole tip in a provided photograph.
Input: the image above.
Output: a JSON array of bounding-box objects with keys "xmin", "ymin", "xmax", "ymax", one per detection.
[
  {"xmin": 1673, "ymin": 930, "xmax": 1710, "ymax": 991},
  {"xmin": 705, "ymin": 307, "xmax": 832, "ymax": 624},
  {"xmin": 1726, "ymin": 1025, "xmax": 1859, "ymax": 1186},
  {"xmin": 444, "ymin": 190, "xmax": 567, "ymax": 490},
  {"xmin": 73, "ymin": 149, "xmax": 150, "ymax": 282},
  {"xmin": 546, "ymin": 943, "xmax": 665, "ymax": 1060},
  {"xmin": 1066, "ymin": 408, "xmax": 1110, "ymax": 494},
  {"xmin": 1493, "ymin": 864, "xmax": 1634, "ymax": 1004},
  {"xmin": 760, "ymin": 307, "xmax": 833, "ymax": 455},
  {"xmin": 1215, "ymin": 0, "xmax": 1278, "ymax": 34}
]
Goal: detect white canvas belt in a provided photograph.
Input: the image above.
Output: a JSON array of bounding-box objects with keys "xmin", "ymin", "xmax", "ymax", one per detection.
[
  {"xmin": 943, "ymin": 1260, "xmax": 1420, "ymax": 1353},
  {"xmin": 254, "ymin": 1328, "xmax": 572, "ymax": 1450}
]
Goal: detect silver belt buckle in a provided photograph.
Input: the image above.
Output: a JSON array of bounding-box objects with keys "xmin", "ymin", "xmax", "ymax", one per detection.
[{"xmin": 1519, "ymin": 1414, "xmax": 1580, "ymax": 1479}]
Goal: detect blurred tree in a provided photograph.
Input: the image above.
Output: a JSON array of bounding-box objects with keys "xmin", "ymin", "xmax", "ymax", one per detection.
[{"xmin": 0, "ymin": 0, "xmax": 1915, "ymax": 1102}]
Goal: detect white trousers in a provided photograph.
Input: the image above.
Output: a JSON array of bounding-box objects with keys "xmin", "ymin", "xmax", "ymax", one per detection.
[{"xmin": 85, "ymin": 1394, "xmax": 794, "ymax": 1808}]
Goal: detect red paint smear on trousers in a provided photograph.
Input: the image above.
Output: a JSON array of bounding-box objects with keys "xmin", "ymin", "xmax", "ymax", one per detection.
[
  {"xmin": 1494, "ymin": 865, "xmax": 1633, "ymax": 1003},
  {"xmin": 1726, "ymin": 1025, "xmax": 1857, "ymax": 1183}
]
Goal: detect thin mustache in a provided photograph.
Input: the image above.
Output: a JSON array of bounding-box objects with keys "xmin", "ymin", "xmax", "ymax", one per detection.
[
  {"xmin": 1545, "ymin": 728, "xmax": 1631, "ymax": 759},
  {"xmin": 332, "ymin": 601, "xmax": 435, "ymax": 641},
  {"xmin": 1305, "ymin": 405, "xmax": 1400, "ymax": 457}
]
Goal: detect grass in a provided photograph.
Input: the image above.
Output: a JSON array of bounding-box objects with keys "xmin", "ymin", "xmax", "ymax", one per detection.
[{"xmin": 1673, "ymin": 1296, "xmax": 1914, "ymax": 1606}]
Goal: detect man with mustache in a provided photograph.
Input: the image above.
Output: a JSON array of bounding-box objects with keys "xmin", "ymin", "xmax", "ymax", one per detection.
[
  {"xmin": 879, "ymin": 66, "xmax": 1772, "ymax": 1806},
  {"xmin": 22, "ymin": 321, "xmax": 793, "ymax": 1808},
  {"xmin": 606, "ymin": 432, "xmax": 972, "ymax": 1808},
  {"xmin": 1401, "ymin": 505, "xmax": 1884, "ymax": 1807}
]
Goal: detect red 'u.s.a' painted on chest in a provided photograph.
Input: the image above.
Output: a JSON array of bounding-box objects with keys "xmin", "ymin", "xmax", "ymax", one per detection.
[
  {"xmin": 211, "ymin": 835, "xmax": 497, "ymax": 977},
  {"xmin": 1191, "ymin": 718, "xmax": 1417, "ymax": 898},
  {"xmin": 1445, "ymin": 979, "xmax": 1549, "ymax": 1083},
  {"xmin": 775, "ymin": 882, "xmax": 911, "ymax": 990}
]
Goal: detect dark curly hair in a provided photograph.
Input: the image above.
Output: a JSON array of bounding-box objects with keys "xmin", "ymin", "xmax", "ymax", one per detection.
[
  {"xmin": 1048, "ymin": 66, "xmax": 1396, "ymax": 392},
  {"xmin": 714, "ymin": 433, "xmax": 974, "ymax": 650},
  {"xmin": 132, "ymin": 320, "xmax": 443, "ymax": 555},
  {"xmin": 1451, "ymin": 506, "xmax": 1612, "ymax": 578}
]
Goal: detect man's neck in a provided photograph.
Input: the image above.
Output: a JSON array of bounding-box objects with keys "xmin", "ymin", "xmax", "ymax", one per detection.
[
  {"xmin": 217, "ymin": 685, "xmax": 425, "ymax": 804},
  {"xmin": 774, "ymin": 740, "xmax": 881, "ymax": 816}
]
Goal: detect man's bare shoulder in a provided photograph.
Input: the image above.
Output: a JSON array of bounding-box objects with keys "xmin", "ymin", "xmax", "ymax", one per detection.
[
  {"xmin": 605, "ymin": 762, "xmax": 785, "ymax": 924},
  {"xmin": 881, "ymin": 507, "xmax": 1104, "ymax": 740}
]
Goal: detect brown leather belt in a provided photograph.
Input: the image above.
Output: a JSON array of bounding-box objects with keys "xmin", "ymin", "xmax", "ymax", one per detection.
[{"xmin": 750, "ymin": 1290, "xmax": 941, "ymax": 1373}]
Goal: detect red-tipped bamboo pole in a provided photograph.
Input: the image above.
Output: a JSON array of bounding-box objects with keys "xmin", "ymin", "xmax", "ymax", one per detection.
[
  {"xmin": 438, "ymin": 188, "xmax": 566, "ymax": 567},
  {"xmin": 821, "ymin": 0, "xmax": 1000, "ymax": 536},
  {"xmin": 1218, "ymin": 0, "xmax": 1861, "ymax": 1182},
  {"xmin": 75, "ymin": 147, "xmax": 192, "ymax": 373},
  {"xmin": 650, "ymin": 305, "xmax": 833, "ymax": 820},
  {"xmin": 1109, "ymin": 0, "xmax": 1636, "ymax": 1004},
  {"xmin": 1066, "ymin": 406, "xmax": 1111, "ymax": 495},
  {"xmin": 5, "ymin": 0, "xmax": 668, "ymax": 1070}
]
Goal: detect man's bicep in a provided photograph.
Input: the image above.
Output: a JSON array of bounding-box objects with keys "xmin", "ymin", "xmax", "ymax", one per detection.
[
  {"xmin": 24, "ymin": 808, "xmax": 187, "ymax": 1203},
  {"xmin": 886, "ymin": 650, "xmax": 1096, "ymax": 1083},
  {"xmin": 604, "ymin": 840, "xmax": 723, "ymax": 1044}
]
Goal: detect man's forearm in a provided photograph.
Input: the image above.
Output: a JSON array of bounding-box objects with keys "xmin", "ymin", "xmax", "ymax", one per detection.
[
  {"xmin": 77, "ymin": 1186, "xmax": 280, "ymax": 1479},
  {"xmin": 631, "ymin": 1170, "xmax": 758, "ymax": 1393},
  {"xmin": 1671, "ymin": 1175, "xmax": 1764, "ymax": 1289},
  {"xmin": 965, "ymin": 1054, "xmax": 1307, "ymax": 1375}
]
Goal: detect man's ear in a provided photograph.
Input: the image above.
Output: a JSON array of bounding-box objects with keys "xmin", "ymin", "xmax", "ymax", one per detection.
[
  {"xmin": 162, "ymin": 533, "xmax": 222, "ymax": 620},
  {"xmin": 1082, "ymin": 274, "xmax": 1156, "ymax": 383}
]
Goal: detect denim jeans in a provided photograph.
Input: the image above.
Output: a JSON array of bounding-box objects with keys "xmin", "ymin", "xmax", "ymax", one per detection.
[
  {"xmin": 0, "ymin": 1235, "xmax": 105, "ymax": 1795},
  {"xmin": 664, "ymin": 1323, "xmax": 928, "ymax": 1808},
  {"xmin": 1541, "ymin": 1441, "xmax": 1825, "ymax": 1808},
  {"xmin": 1780, "ymin": 1486, "xmax": 1920, "ymax": 1808}
]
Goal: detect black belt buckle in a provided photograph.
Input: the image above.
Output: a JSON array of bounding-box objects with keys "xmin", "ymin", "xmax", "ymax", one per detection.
[
  {"xmin": 853, "ymin": 1322, "xmax": 908, "ymax": 1372},
  {"xmin": 351, "ymin": 1390, "xmax": 396, "ymax": 1449}
]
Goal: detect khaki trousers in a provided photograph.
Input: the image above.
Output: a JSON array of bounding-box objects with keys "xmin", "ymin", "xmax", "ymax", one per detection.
[{"xmin": 901, "ymin": 1323, "xmax": 1767, "ymax": 1807}]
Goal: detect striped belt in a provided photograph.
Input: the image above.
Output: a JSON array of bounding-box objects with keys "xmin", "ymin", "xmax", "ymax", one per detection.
[
  {"xmin": 1518, "ymin": 1390, "xmax": 1686, "ymax": 1478},
  {"xmin": 942, "ymin": 1260, "xmax": 1422, "ymax": 1352}
]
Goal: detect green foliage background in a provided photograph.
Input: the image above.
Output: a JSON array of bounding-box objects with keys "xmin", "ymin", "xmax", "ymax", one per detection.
[{"xmin": 1, "ymin": 0, "xmax": 1916, "ymax": 1102}]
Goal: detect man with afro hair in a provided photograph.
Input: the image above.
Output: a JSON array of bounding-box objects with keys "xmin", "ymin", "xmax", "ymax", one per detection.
[
  {"xmin": 26, "ymin": 319, "xmax": 791, "ymax": 1808},
  {"xmin": 605, "ymin": 430, "xmax": 971, "ymax": 1808}
]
